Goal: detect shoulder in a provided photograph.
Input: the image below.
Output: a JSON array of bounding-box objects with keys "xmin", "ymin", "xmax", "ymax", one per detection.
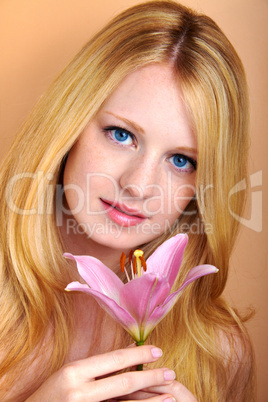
[
  {"xmin": 0, "ymin": 329, "xmax": 53, "ymax": 401},
  {"xmin": 0, "ymin": 355, "xmax": 47, "ymax": 401}
]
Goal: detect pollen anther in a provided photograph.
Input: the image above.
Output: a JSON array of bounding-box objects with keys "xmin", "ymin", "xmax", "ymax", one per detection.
[
  {"xmin": 120, "ymin": 252, "xmax": 126, "ymax": 273},
  {"xmin": 128, "ymin": 250, "xmax": 134, "ymax": 265},
  {"xmin": 133, "ymin": 257, "xmax": 137, "ymax": 275},
  {"xmin": 140, "ymin": 256, "xmax": 147, "ymax": 272}
]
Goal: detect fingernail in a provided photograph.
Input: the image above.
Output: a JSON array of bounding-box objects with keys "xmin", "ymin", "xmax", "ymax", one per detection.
[
  {"xmin": 151, "ymin": 348, "xmax": 163, "ymax": 357},
  {"xmin": 164, "ymin": 369, "xmax": 176, "ymax": 381},
  {"xmin": 151, "ymin": 347, "xmax": 163, "ymax": 358},
  {"xmin": 163, "ymin": 397, "xmax": 176, "ymax": 402}
]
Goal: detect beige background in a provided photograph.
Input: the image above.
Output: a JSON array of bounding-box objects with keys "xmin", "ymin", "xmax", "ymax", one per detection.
[{"xmin": 0, "ymin": 0, "xmax": 267, "ymax": 400}]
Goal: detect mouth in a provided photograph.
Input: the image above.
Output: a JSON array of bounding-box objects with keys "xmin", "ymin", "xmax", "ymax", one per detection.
[{"xmin": 100, "ymin": 199, "xmax": 147, "ymax": 227}]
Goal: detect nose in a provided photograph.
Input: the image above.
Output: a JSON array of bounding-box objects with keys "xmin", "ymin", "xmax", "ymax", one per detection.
[{"xmin": 119, "ymin": 154, "xmax": 160, "ymax": 199}]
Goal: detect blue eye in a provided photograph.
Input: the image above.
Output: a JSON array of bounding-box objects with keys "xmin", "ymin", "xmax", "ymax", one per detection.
[
  {"xmin": 169, "ymin": 154, "xmax": 196, "ymax": 172},
  {"xmin": 104, "ymin": 127, "xmax": 134, "ymax": 146},
  {"xmin": 113, "ymin": 129, "xmax": 130, "ymax": 143}
]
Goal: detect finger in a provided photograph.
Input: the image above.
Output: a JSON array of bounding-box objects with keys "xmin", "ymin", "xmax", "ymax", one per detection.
[
  {"xmin": 115, "ymin": 390, "xmax": 177, "ymax": 401},
  {"xmin": 109, "ymin": 396, "xmax": 175, "ymax": 402},
  {"xmin": 116, "ymin": 390, "xmax": 159, "ymax": 399},
  {"xmin": 126, "ymin": 342, "xmax": 137, "ymax": 348},
  {"xmin": 119, "ymin": 395, "xmax": 176, "ymax": 402},
  {"xmin": 80, "ymin": 367, "xmax": 176, "ymax": 401},
  {"xmin": 69, "ymin": 345, "xmax": 163, "ymax": 379},
  {"xmin": 142, "ymin": 381, "xmax": 198, "ymax": 401},
  {"xmin": 114, "ymin": 389, "xmax": 159, "ymax": 399}
]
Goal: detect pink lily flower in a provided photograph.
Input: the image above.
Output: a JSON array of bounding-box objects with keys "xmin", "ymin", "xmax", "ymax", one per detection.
[{"xmin": 65, "ymin": 234, "xmax": 218, "ymax": 343}]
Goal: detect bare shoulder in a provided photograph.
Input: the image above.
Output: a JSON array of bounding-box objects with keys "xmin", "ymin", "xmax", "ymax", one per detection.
[
  {"xmin": 0, "ymin": 331, "xmax": 53, "ymax": 401},
  {"xmin": 217, "ymin": 325, "xmax": 255, "ymax": 401},
  {"xmin": 0, "ymin": 357, "xmax": 45, "ymax": 401}
]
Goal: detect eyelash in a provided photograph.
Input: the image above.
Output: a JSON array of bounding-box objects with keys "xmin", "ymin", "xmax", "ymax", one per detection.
[{"xmin": 103, "ymin": 125, "xmax": 197, "ymax": 172}]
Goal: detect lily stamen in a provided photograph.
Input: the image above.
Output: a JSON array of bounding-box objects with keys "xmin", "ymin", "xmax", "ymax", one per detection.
[
  {"xmin": 133, "ymin": 257, "xmax": 137, "ymax": 275},
  {"xmin": 120, "ymin": 249, "xmax": 147, "ymax": 281},
  {"xmin": 140, "ymin": 256, "xmax": 147, "ymax": 272},
  {"xmin": 120, "ymin": 252, "xmax": 126, "ymax": 273},
  {"xmin": 129, "ymin": 250, "xmax": 134, "ymax": 265},
  {"xmin": 120, "ymin": 252, "xmax": 130, "ymax": 282},
  {"xmin": 133, "ymin": 250, "xmax": 146, "ymax": 277}
]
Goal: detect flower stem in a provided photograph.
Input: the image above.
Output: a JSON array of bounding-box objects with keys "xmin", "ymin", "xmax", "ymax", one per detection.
[{"xmin": 136, "ymin": 341, "xmax": 144, "ymax": 371}]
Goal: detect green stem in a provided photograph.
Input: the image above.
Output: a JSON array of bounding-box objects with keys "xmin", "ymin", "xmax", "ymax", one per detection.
[{"xmin": 136, "ymin": 341, "xmax": 144, "ymax": 371}]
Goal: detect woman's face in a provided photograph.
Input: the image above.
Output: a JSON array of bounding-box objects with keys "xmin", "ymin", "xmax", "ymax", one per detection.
[{"xmin": 63, "ymin": 64, "xmax": 197, "ymax": 252}]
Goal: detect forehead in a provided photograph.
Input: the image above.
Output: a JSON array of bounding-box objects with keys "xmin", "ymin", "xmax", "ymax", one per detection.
[
  {"xmin": 103, "ymin": 63, "xmax": 182, "ymax": 110},
  {"xmin": 99, "ymin": 63, "xmax": 197, "ymax": 150}
]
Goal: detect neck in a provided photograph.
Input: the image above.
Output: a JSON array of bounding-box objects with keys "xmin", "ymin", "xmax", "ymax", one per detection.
[
  {"xmin": 59, "ymin": 212, "xmax": 129, "ymax": 269},
  {"xmin": 65, "ymin": 294, "xmax": 125, "ymax": 364}
]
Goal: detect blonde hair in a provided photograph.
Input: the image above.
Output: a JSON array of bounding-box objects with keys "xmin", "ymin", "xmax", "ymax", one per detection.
[{"xmin": 0, "ymin": 1, "xmax": 254, "ymax": 400}]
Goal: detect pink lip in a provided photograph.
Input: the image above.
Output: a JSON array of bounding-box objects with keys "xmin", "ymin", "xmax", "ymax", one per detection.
[{"xmin": 100, "ymin": 199, "xmax": 147, "ymax": 227}]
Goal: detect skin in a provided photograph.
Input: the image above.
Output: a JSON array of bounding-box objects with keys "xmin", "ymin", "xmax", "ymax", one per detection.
[{"xmin": 25, "ymin": 64, "xmax": 198, "ymax": 401}]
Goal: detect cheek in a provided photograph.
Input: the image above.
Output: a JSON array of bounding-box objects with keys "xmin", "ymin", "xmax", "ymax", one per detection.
[
  {"xmin": 171, "ymin": 182, "xmax": 196, "ymax": 215},
  {"xmin": 63, "ymin": 150, "xmax": 121, "ymax": 216},
  {"xmin": 63, "ymin": 159, "xmax": 85, "ymax": 215},
  {"xmin": 141, "ymin": 179, "xmax": 195, "ymax": 223},
  {"xmin": 63, "ymin": 143, "xmax": 86, "ymax": 185},
  {"xmin": 62, "ymin": 145, "xmax": 92, "ymax": 215},
  {"xmin": 63, "ymin": 141, "xmax": 104, "ymax": 191}
]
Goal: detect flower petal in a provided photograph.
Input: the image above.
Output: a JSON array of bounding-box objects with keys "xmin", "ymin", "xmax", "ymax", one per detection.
[
  {"xmin": 177, "ymin": 264, "xmax": 219, "ymax": 293},
  {"xmin": 66, "ymin": 281, "xmax": 138, "ymax": 335},
  {"xmin": 146, "ymin": 234, "xmax": 188, "ymax": 288},
  {"xmin": 65, "ymin": 281, "xmax": 93, "ymax": 294},
  {"xmin": 119, "ymin": 273, "xmax": 170, "ymax": 326},
  {"xmin": 81, "ymin": 287, "xmax": 140, "ymax": 341},
  {"xmin": 64, "ymin": 253, "xmax": 124, "ymax": 301},
  {"xmin": 143, "ymin": 264, "xmax": 218, "ymax": 339}
]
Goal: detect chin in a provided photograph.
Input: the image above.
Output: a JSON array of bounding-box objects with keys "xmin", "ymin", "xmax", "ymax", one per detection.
[{"xmin": 89, "ymin": 230, "xmax": 161, "ymax": 252}]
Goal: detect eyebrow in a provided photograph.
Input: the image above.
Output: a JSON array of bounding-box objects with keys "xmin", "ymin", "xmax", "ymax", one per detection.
[
  {"xmin": 104, "ymin": 111, "xmax": 146, "ymax": 134},
  {"xmin": 174, "ymin": 146, "xmax": 198, "ymax": 156}
]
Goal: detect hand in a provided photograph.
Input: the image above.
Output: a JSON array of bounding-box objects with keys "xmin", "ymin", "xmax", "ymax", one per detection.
[
  {"xmin": 114, "ymin": 381, "xmax": 198, "ymax": 401},
  {"xmin": 26, "ymin": 345, "xmax": 179, "ymax": 401}
]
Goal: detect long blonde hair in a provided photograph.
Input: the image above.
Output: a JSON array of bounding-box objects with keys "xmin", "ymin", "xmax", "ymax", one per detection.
[{"xmin": 0, "ymin": 1, "xmax": 254, "ymax": 400}]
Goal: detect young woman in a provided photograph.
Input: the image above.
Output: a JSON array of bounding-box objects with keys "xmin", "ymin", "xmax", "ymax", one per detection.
[{"xmin": 0, "ymin": 1, "xmax": 255, "ymax": 400}]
